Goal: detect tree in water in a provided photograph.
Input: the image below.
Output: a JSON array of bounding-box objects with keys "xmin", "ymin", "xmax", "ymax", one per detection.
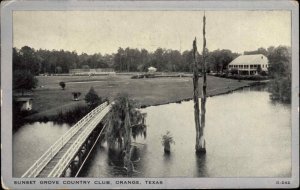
[
  {"xmin": 193, "ymin": 13, "xmax": 207, "ymax": 155},
  {"xmin": 192, "ymin": 38, "xmax": 201, "ymax": 153},
  {"xmin": 105, "ymin": 93, "xmax": 146, "ymax": 174},
  {"xmin": 199, "ymin": 13, "xmax": 207, "ymax": 154}
]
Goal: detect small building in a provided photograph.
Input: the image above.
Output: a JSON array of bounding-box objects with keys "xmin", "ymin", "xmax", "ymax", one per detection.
[
  {"xmin": 227, "ymin": 54, "xmax": 269, "ymax": 75},
  {"xmin": 15, "ymin": 97, "xmax": 33, "ymax": 111},
  {"xmin": 148, "ymin": 66, "xmax": 157, "ymax": 73}
]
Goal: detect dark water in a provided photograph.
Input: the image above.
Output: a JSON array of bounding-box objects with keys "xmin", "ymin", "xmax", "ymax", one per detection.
[
  {"xmin": 13, "ymin": 86, "xmax": 291, "ymax": 177},
  {"xmin": 13, "ymin": 122, "xmax": 71, "ymax": 177}
]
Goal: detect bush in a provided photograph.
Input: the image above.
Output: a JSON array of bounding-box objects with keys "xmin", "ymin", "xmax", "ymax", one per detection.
[
  {"xmin": 161, "ymin": 131, "xmax": 175, "ymax": 153},
  {"xmin": 214, "ymin": 73, "xmax": 269, "ymax": 81},
  {"xmin": 131, "ymin": 73, "xmax": 156, "ymax": 79},
  {"xmin": 269, "ymin": 76, "xmax": 291, "ymax": 103},
  {"xmin": 59, "ymin": 81, "xmax": 66, "ymax": 90},
  {"xmin": 85, "ymin": 87, "xmax": 102, "ymax": 108},
  {"xmin": 145, "ymin": 73, "xmax": 156, "ymax": 78},
  {"xmin": 230, "ymin": 69, "xmax": 238, "ymax": 75},
  {"xmin": 131, "ymin": 74, "xmax": 144, "ymax": 79}
]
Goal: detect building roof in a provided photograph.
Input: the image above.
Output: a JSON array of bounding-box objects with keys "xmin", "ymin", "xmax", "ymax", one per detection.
[
  {"xmin": 148, "ymin": 66, "xmax": 157, "ymax": 71},
  {"xmin": 229, "ymin": 54, "xmax": 268, "ymax": 65},
  {"xmin": 15, "ymin": 97, "xmax": 33, "ymax": 102}
]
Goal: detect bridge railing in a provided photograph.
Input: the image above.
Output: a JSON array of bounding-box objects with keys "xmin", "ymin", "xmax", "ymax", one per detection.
[
  {"xmin": 48, "ymin": 104, "xmax": 112, "ymax": 177},
  {"xmin": 21, "ymin": 101, "xmax": 108, "ymax": 178}
]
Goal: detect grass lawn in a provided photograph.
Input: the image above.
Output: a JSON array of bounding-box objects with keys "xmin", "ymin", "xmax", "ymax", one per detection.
[{"xmin": 27, "ymin": 74, "xmax": 253, "ymax": 119}]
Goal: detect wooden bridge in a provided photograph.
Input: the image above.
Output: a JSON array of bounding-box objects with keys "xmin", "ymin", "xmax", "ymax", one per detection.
[{"xmin": 21, "ymin": 101, "xmax": 112, "ymax": 178}]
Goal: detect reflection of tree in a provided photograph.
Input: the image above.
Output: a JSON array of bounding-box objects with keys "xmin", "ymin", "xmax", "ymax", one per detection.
[{"xmin": 195, "ymin": 154, "xmax": 208, "ymax": 177}]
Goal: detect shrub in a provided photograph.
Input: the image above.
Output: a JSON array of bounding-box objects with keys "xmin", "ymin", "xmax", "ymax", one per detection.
[
  {"xmin": 53, "ymin": 105, "xmax": 92, "ymax": 124},
  {"xmin": 269, "ymin": 76, "xmax": 291, "ymax": 103},
  {"xmin": 161, "ymin": 131, "xmax": 175, "ymax": 153},
  {"xmin": 59, "ymin": 81, "xmax": 66, "ymax": 90},
  {"xmin": 85, "ymin": 87, "xmax": 102, "ymax": 108}
]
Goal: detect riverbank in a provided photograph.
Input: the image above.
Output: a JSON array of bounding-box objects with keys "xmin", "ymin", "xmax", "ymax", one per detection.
[{"xmin": 23, "ymin": 75, "xmax": 268, "ymax": 122}]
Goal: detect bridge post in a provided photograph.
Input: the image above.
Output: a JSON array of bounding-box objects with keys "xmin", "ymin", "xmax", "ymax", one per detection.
[
  {"xmin": 70, "ymin": 160, "xmax": 77, "ymax": 177},
  {"xmin": 78, "ymin": 151, "xmax": 83, "ymax": 166}
]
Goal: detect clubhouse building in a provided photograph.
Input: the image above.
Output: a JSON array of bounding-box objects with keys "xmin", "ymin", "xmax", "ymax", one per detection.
[{"xmin": 227, "ymin": 54, "xmax": 269, "ymax": 75}]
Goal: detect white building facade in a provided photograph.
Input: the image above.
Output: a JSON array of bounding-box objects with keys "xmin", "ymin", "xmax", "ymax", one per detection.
[
  {"xmin": 16, "ymin": 97, "xmax": 33, "ymax": 111},
  {"xmin": 147, "ymin": 66, "xmax": 157, "ymax": 73},
  {"xmin": 228, "ymin": 54, "xmax": 269, "ymax": 75}
]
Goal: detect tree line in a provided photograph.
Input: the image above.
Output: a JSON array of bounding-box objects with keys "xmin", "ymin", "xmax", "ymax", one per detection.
[
  {"xmin": 13, "ymin": 46, "xmax": 240, "ymax": 74},
  {"xmin": 13, "ymin": 45, "xmax": 291, "ymax": 76}
]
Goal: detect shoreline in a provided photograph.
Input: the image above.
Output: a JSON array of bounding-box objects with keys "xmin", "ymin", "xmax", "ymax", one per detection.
[
  {"xmin": 22, "ymin": 80, "xmax": 268, "ymax": 125},
  {"xmin": 139, "ymin": 80, "xmax": 268, "ymax": 108}
]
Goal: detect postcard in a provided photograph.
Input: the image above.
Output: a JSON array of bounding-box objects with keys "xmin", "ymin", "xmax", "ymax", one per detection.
[{"xmin": 1, "ymin": 0, "xmax": 299, "ymax": 189}]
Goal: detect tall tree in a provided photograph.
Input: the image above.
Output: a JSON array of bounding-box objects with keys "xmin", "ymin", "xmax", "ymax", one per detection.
[
  {"xmin": 267, "ymin": 46, "xmax": 291, "ymax": 78},
  {"xmin": 267, "ymin": 46, "xmax": 291, "ymax": 102},
  {"xmin": 192, "ymin": 38, "xmax": 201, "ymax": 153},
  {"xmin": 105, "ymin": 94, "xmax": 146, "ymax": 173},
  {"xmin": 199, "ymin": 13, "xmax": 207, "ymax": 154}
]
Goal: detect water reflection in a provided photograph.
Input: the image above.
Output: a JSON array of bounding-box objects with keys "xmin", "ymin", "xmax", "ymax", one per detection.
[
  {"xmin": 195, "ymin": 154, "xmax": 207, "ymax": 177},
  {"xmin": 13, "ymin": 122, "xmax": 71, "ymax": 177}
]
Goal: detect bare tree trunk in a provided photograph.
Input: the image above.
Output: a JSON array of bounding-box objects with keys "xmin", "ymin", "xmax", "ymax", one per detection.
[
  {"xmin": 192, "ymin": 38, "xmax": 202, "ymax": 153},
  {"xmin": 124, "ymin": 100, "xmax": 133, "ymax": 174},
  {"xmin": 198, "ymin": 13, "xmax": 207, "ymax": 154}
]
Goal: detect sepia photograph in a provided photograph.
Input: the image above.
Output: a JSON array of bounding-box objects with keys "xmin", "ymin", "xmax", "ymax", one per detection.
[{"xmin": 1, "ymin": 0, "xmax": 299, "ymax": 189}]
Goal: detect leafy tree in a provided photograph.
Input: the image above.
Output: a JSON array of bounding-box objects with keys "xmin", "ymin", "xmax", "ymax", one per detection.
[
  {"xmin": 19, "ymin": 46, "xmax": 41, "ymax": 75},
  {"xmin": 105, "ymin": 94, "xmax": 146, "ymax": 150},
  {"xmin": 267, "ymin": 46, "xmax": 291, "ymax": 78},
  {"xmin": 207, "ymin": 49, "xmax": 239, "ymax": 73},
  {"xmin": 13, "ymin": 70, "xmax": 38, "ymax": 95},
  {"xmin": 267, "ymin": 46, "xmax": 291, "ymax": 102},
  {"xmin": 59, "ymin": 81, "xmax": 66, "ymax": 90},
  {"xmin": 105, "ymin": 94, "xmax": 146, "ymax": 173},
  {"xmin": 84, "ymin": 87, "xmax": 101, "ymax": 108}
]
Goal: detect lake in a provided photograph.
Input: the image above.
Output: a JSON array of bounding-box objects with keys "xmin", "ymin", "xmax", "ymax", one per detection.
[{"xmin": 13, "ymin": 86, "xmax": 291, "ymax": 177}]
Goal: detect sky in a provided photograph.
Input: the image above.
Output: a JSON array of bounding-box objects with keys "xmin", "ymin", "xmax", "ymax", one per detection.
[{"xmin": 13, "ymin": 11, "xmax": 291, "ymax": 55}]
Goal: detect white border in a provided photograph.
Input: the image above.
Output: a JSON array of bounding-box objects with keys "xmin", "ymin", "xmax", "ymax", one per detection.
[{"xmin": 1, "ymin": 0, "xmax": 299, "ymax": 189}]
